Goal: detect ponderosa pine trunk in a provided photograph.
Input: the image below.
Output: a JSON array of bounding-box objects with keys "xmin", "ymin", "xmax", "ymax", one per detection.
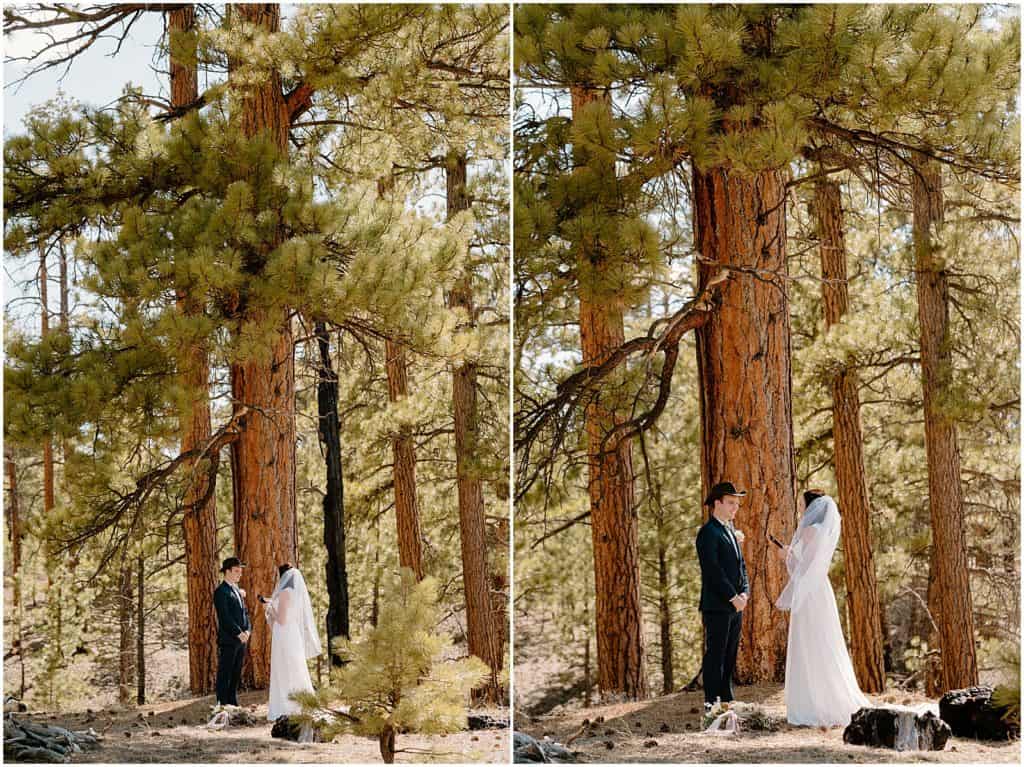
[
  {"xmin": 6, "ymin": 447, "xmax": 25, "ymax": 698},
  {"xmin": 658, "ymin": 542, "xmax": 674, "ymax": 695},
  {"xmin": 571, "ymin": 85, "xmax": 648, "ymax": 700},
  {"xmin": 39, "ymin": 242, "xmax": 55, "ymax": 539},
  {"xmin": 692, "ymin": 163, "xmax": 793, "ymax": 684},
  {"xmin": 489, "ymin": 518, "xmax": 509, "ymax": 663},
  {"xmin": 118, "ymin": 563, "xmax": 134, "ymax": 704},
  {"xmin": 5, "ymin": 447, "xmax": 22, "ymax": 607},
  {"xmin": 448, "ymin": 151, "xmax": 503, "ymax": 703},
  {"xmin": 168, "ymin": 3, "xmax": 220, "ymax": 697},
  {"xmin": 385, "ymin": 338, "xmax": 425, "ymax": 580},
  {"xmin": 815, "ymin": 178, "xmax": 886, "ymax": 693},
  {"xmin": 137, "ymin": 552, "xmax": 146, "ymax": 705},
  {"xmin": 228, "ymin": 2, "xmax": 297, "ymax": 689},
  {"xmin": 315, "ymin": 320, "xmax": 350, "ymax": 661},
  {"xmin": 912, "ymin": 158, "xmax": 978, "ymax": 693}
]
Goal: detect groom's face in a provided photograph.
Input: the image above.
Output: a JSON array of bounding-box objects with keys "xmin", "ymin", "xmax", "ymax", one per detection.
[
  {"xmin": 719, "ymin": 495, "xmax": 740, "ymax": 521},
  {"xmin": 225, "ymin": 565, "xmax": 243, "ymax": 584}
]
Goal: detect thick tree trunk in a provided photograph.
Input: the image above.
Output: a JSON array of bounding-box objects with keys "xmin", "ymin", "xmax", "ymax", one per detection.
[
  {"xmin": 912, "ymin": 158, "xmax": 978, "ymax": 693},
  {"xmin": 118, "ymin": 563, "xmax": 134, "ymax": 705},
  {"xmin": 385, "ymin": 338, "xmax": 425, "ymax": 580},
  {"xmin": 315, "ymin": 320, "xmax": 350, "ymax": 661},
  {"xmin": 228, "ymin": 3, "xmax": 298, "ymax": 689},
  {"xmin": 692, "ymin": 163, "xmax": 793, "ymax": 684},
  {"xmin": 168, "ymin": 4, "xmax": 220, "ymax": 697},
  {"xmin": 815, "ymin": 179, "xmax": 886, "ymax": 693},
  {"xmin": 229, "ymin": 324, "xmax": 296, "ymax": 688},
  {"xmin": 448, "ymin": 151, "xmax": 503, "ymax": 704},
  {"xmin": 571, "ymin": 85, "xmax": 648, "ymax": 700}
]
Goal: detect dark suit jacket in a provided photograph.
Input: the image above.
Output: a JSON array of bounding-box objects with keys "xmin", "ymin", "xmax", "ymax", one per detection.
[
  {"xmin": 696, "ymin": 516, "xmax": 749, "ymax": 612},
  {"xmin": 214, "ymin": 581, "xmax": 252, "ymax": 644}
]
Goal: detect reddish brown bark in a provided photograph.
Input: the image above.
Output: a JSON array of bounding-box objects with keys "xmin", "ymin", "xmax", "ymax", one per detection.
[
  {"xmin": 168, "ymin": 3, "xmax": 220, "ymax": 696},
  {"xmin": 448, "ymin": 151, "xmax": 503, "ymax": 703},
  {"xmin": 489, "ymin": 517, "xmax": 510, "ymax": 659},
  {"xmin": 227, "ymin": 3, "xmax": 298, "ymax": 689},
  {"xmin": 912, "ymin": 159, "xmax": 978, "ymax": 693},
  {"xmin": 816, "ymin": 179, "xmax": 886, "ymax": 693},
  {"xmin": 385, "ymin": 339, "xmax": 425, "ymax": 580},
  {"xmin": 692, "ymin": 163, "xmax": 793, "ymax": 684},
  {"xmin": 572, "ymin": 85, "xmax": 648, "ymax": 700},
  {"xmin": 5, "ymin": 447, "xmax": 22, "ymax": 605}
]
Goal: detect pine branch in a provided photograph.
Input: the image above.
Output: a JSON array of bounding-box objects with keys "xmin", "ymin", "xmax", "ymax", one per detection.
[
  {"xmin": 514, "ymin": 271, "xmax": 727, "ymax": 501},
  {"xmin": 60, "ymin": 406, "xmax": 250, "ymax": 573},
  {"xmin": 4, "ymin": 4, "xmax": 202, "ymax": 88}
]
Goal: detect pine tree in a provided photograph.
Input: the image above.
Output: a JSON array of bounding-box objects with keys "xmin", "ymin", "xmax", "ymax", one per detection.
[
  {"xmin": 293, "ymin": 571, "xmax": 488, "ymax": 764},
  {"xmin": 912, "ymin": 157, "xmax": 978, "ymax": 693},
  {"xmin": 516, "ymin": 3, "xmax": 1017, "ymax": 687},
  {"xmin": 814, "ymin": 177, "xmax": 885, "ymax": 693},
  {"xmin": 4, "ymin": 4, "xmax": 506, "ymax": 710},
  {"xmin": 167, "ymin": 2, "xmax": 220, "ymax": 697},
  {"xmin": 384, "ymin": 333, "xmax": 425, "ymax": 581}
]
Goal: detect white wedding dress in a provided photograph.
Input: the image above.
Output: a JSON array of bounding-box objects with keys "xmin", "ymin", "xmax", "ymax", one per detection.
[
  {"xmin": 775, "ymin": 496, "xmax": 870, "ymax": 726},
  {"xmin": 265, "ymin": 568, "xmax": 322, "ymax": 722}
]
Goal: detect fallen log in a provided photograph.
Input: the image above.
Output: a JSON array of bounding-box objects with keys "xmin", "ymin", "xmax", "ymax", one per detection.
[{"xmin": 4, "ymin": 713, "xmax": 102, "ymax": 763}]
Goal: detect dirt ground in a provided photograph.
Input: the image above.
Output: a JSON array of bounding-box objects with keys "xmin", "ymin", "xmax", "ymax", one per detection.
[
  {"xmin": 14, "ymin": 690, "xmax": 509, "ymax": 763},
  {"xmin": 517, "ymin": 683, "xmax": 1021, "ymax": 764}
]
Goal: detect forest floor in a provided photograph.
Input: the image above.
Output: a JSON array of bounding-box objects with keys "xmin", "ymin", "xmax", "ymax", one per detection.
[
  {"xmin": 5, "ymin": 596, "xmax": 508, "ymax": 763},
  {"xmin": 517, "ymin": 683, "xmax": 1020, "ymax": 764},
  {"xmin": 15, "ymin": 690, "xmax": 509, "ymax": 763}
]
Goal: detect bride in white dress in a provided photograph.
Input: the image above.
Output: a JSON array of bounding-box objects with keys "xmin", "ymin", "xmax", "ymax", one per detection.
[
  {"xmin": 775, "ymin": 493, "xmax": 870, "ymax": 727},
  {"xmin": 264, "ymin": 565, "xmax": 321, "ymax": 722}
]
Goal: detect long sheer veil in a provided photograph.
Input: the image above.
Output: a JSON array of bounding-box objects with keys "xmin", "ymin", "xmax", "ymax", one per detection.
[
  {"xmin": 775, "ymin": 495, "xmax": 841, "ymax": 612},
  {"xmin": 270, "ymin": 568, "xmax": 322, "ymax": 659}
]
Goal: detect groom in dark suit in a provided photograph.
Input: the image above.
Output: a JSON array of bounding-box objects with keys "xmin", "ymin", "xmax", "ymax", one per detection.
[
  {"xmin": 696, "ymin": 481, "xmax": 749, "ymax": 709},
  {"xmin": 214, "ymin": 557, "xmax": 251, "ymax": 706}
]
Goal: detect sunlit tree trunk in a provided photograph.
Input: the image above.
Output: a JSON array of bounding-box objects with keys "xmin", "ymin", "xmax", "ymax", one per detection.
[
  {"xmin": 815, "ymin": 178, "xmax": 886, "ymax": 693},
  {"xmin": 912, "ymin": 157, "xmax": 978, "ymax": 693},
  {"xmin": 692, "ymin": 162, "xmax": 793, "ymax": 684},
  {"xmin": 448, "ymin": 151, "xmax": 504, "ymax": 703},
  {"xmin": 227, "ymin": 2, "xmax": 298, "ymax": 689},
  {"xmin": 571, "ymin": 85, "xmax": 648, "ymax": 700}
]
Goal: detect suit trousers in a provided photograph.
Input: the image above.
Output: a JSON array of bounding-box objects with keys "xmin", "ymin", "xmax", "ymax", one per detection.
[
  {"xmin": 216, "ymin": 640, "xmax": 246, "ymax": 706},
  {"xmin": 702, "ymin": 609, "xmax": 742, "ymax": 705}
]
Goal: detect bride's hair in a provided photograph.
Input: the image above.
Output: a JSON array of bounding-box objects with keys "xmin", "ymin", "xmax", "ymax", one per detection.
[
  {"xmin": 802, "ymin": 489, "xmax": 825, "ymax": 508},
  {"xmin": 278, "ymin": 563, "xmax": 293, "ymax": 577}
]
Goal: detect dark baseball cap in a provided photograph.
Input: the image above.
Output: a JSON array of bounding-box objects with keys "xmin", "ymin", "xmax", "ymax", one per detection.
[
  {"xmin": 704, "ymin": 481, "xmax": 747, "ymax": 507},
  {"xmin": 220, "ymin": 557, "xmax": 246, "ymax": 573}
]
